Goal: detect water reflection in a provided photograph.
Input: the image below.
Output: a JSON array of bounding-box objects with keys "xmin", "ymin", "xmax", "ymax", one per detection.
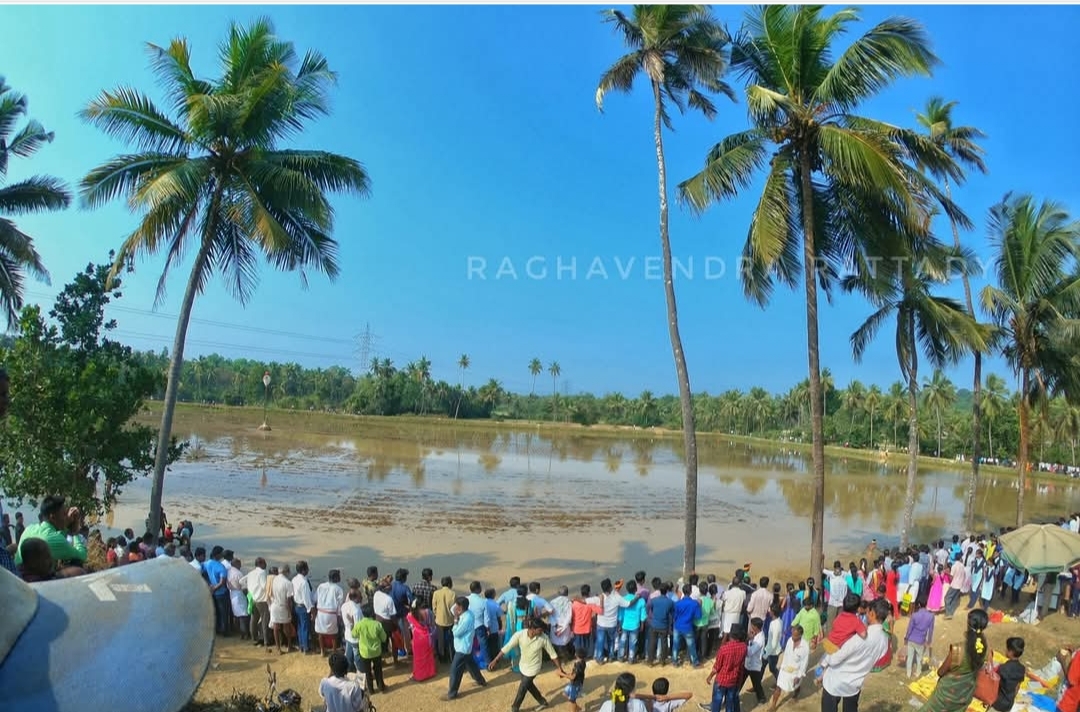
[{"xmin": 157, "ymin": 412, "xmax": 1080, "ymax": 545}]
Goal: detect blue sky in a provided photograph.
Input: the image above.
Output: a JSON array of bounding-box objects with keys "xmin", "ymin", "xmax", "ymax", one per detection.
[{"xmin": 2, "ymin": 4, "xmax": 1078, "ymax": 398}]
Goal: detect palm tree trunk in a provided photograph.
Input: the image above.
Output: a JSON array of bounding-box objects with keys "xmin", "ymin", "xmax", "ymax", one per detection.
[
  {"xmin": 988, "ymin": 420, "xmax": 994, "ymax": 461},
  {"xmin": 551, "ymin": 377, "xmax": 557, "ymax": 422},
  {"xmin": 652, "ymin": 80, "xmax": 699, "ymax": 577},
  {"xmin": 946, "ymin": 180, "xmax": 984, "ymax": 531},
  {"xmin": 146, "ymin": 236, "xmax": 215, "ymax": 538},
  {"xmin": 1017, "ymin": 371, "xmax": 1030, "ymax": 527},
  {"xmin": 936, "ymin": 407, "xmax": 942, "ymax": 457},
  {"xmin": 902, "ymin": 344, "xmax": 920, "ymax": 550},
  {"xmin": 870, "ymin": 407, "xmax": 875, "ymax": 450},
  {"xmin": 797, "ymin": 152, "xmax": 826, "ymax": 581},
  {"xmin": 454, "ymin": 370, "xmax": 464, "ymax": 420}
]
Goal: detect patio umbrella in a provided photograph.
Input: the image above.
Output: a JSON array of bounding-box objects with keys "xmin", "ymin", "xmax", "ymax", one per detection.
[{"xmin": 998, "ymin": 523, "xmax": 1080, "ymax": 575}]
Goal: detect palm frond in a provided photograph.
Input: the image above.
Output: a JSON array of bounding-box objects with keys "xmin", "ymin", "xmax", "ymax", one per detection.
[
  {"xmin": 596, "ymin": 51, "xmax": 643, "ymax": 111},
  {"xmin": 0, "ymin": 176, "xmax": 72, "ymax": 215},
  {"xmin": 850, "ymin": 302, "xmax": 894, "ymax": 362},
  {"xmin": 678, "ymin": 129, "xmax": 769, "ymax": 211},
  {"xmin": 740, "ymin": 153, "xmax": 799, "ymax": 305},
  {"xmin": 0, "ymin": 216, "xmax": 50, "ymax": 325},
  {"xmin": 80, "ymin": 87, "xmax": 191, "ymax": 154},
  {"xmin": 816, "ymin": 16, "xmax": 937, "ymax": 110}
]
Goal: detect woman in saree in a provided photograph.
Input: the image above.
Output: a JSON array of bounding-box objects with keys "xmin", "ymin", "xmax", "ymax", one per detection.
[
  {"xmin": 407, "ymin": 601, "xmax": 436, "ymax": 681},
  {"xmin": 917, "ymin": 608, "xmax": 989, "ymax": 712},
  {"xmin": 503, "ymin": 586, "xmax": 532, "ymax": 673}
]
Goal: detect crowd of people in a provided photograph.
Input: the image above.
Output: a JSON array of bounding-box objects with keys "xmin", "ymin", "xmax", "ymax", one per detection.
[{"xmin": 4, "ymin": 496, "xmax": 1080, "ymax": 712}]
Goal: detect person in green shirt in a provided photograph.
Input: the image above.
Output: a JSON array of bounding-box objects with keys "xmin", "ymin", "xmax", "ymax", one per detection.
[
  {"xmin": 352, "ymin": 603, "xmax": 388, "ymax": 695},
  {"xmin": 792, "ymin": 596, "xmax": 822, "ymax": 647},
  {"xmin": 14, "ymin": 495, "xmax": 86, "ymax": 567}
]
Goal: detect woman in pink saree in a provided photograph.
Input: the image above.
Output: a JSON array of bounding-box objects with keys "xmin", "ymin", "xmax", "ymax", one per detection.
[{"xmin": 407, "ymin": 602, "xmax": 437, "ymax": 682}]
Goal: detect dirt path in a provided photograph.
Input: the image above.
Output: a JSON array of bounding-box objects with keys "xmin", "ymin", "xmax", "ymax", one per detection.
[{"xmin": 191, "ymin": 606, "xmax": 1079, "ymax": 711}]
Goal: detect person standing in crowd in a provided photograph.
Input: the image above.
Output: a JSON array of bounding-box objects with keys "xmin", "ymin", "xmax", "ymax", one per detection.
[
  {"xmin": 446, "ymin": 596, "xmax": 487, "ymax": 701},
  {"xmin": 315, "ymin": 569, "xmax": 346, "ymax": 655},
  {"xmin": 704, "ymin": 623, "xmax": 748, "ymax": 712},
  {"xmin": 292, "ymin": 560, "xmax": 316, "ymax": 654},
  {"xmin": 244, "ymin": 557, "xmax": 270, "ymax": 646},
  {"xmin": 817, "ymin": 599, "xmax": 891, "ymax": 712},
  {"xmin": 432, "ymin": 576, "xmax": 457, "ymax": 664}
]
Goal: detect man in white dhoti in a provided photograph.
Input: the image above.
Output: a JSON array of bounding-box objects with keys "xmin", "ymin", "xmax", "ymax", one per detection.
[
  {"xmin": 316, "ymin": 569, "xmax": 346, "ymax": 656},
  {"xmin": 226, "ymin": 554, "xmax": 250, "ymax": 639}
]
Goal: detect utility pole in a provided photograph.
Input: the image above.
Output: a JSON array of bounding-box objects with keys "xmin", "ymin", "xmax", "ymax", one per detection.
[{"xmin": 355, "ymin": 323, "xmax": 380, "ymax": 374}]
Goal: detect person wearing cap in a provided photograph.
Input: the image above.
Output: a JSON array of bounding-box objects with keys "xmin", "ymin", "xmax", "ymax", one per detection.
[
  {"xmin": 0, "ymin": 555, "xmax": 216, "ymax": 712},
  {"xmin": 14, "ymin": 496, "xmax": 86, "ymax": 568}
]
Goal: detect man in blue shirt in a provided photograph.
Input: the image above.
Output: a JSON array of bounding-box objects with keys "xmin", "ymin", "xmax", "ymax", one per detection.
[
  {"xmin": 447, "ymin": 596, "xmax": 487, "ymax": 700},
  {"xmin": 467, "ymin": 581, "xmax": 489, "ymax": 665},
  {"xmin": 202, "ymin": 545, "xmax": 230, "ymax": 636},
  {"xmin": 646, "ymin": 582, "xmax": 675, "ymax": 665},
  {"xmin": 672, "ymin": 584, "xmax": 701, "ymax": 667}
]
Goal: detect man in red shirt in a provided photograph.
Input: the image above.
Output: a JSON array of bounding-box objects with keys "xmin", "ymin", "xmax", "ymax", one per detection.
[
  {"xmin": 704, "ymin": 623, "xmax": 748, "ymax": 712},
  {"xmin": 1059, "ymin": 648, "xmax": 1080, "ymax": 712}
]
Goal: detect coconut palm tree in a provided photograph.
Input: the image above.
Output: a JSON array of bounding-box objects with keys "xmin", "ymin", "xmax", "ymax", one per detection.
[
  {"xmin": 454, "ymin": 354, "xmax": 470, "ymax": 420},
  {"xmin": 595, "ymin": 4, "xmax": 733, "ymax": 576},
  {"xmin": 842, "ymin": 380, "xmax": 866, "ymax": 436},
  {"xmin": 922, "ymin": 369, "xmax": 957, "ymax": 457},
  {"xmin": 1055, "ymin": 401, "xmax": 1080, "ymax": 467},
  {"xmin": 680, "ymin": 6, "xmax": 964, "ymax": 575},
  {"xmin": 982, "ymin": 193, "xmax": 1080, "ymax": 525},
  {"xmin": 865, "ymin": 385, "xmax": 883, "ymax": 449},
  {"xmin": 0, "ymin": 78, "xmax": 71, "ymax": 325},
  {"xmin": 678, "ymin": 5, "xmax": 952, "ymax": 576},
  {"xmin": 982, "ymin": 373, "xmax": 1009, "ymax": 461},
  {"xmin": 915, "ymin": 96, "xmax": 988, "ymax": 529},
  {"xmin": 885, "ymin": 382, "xmax": 907, "ymax": 451},
  {"xmin": 528, "ymin": 357, "xmax": 543, "ymax": 398},
  {"xmin": 78, "ymin": 19, "xmax": 370, "ymax": 535},
  {"xmin": 548, "ymin": 361, "xmax": 561, "ymax": 421},
  {"xmin": 844, "ymin": 238, "xmax": 987, "ymax": 549}
]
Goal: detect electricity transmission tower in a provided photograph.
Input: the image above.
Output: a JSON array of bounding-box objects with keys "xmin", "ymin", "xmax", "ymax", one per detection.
[{"xmin": 355, "ymin": 323, "xmax": 380, "ymax": 373}]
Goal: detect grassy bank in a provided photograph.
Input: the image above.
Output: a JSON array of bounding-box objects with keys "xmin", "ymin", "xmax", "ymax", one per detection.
[{"xmin": 137, "ymin": 400, "xmax": 1047, "ymax": 482}]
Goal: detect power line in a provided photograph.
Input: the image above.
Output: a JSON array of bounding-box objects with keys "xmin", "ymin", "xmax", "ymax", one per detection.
[
  {"xmin": 24, "ymin": 290, "xmax": 356, "ymax": 346},
  {"xmin": 112, "ymin": 330, "xmax": 355, "ymax": 362}
]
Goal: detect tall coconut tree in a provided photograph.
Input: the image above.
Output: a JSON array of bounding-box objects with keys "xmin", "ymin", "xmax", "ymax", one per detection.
[
  {"xmin": 915, "ymin": 96, "xmax": 988, "ymax": 529},
  {"xmin": 454, "ymin": 353, "xmax": 470, "ymax": 420},
  {"xmin": 595, "ymin": 4, "xmax": 733, "ymax": 575},
  {"xmin": 79, "ymin": 19, "xmax": 371, "ymax": 535},
  {"xmin": 885, "ymin": 382, "xmax": 907, "ymax": 450},
  {"xmin": 1055, "ymin": 401, "xmax": 1080, "ymax": 467},
  {"xmin": 922, "ymin": 369, "xmax": 957, "ymax": 457},
  {"xmin": 865, "ymin": 385, "xmax": 883, "ymax": 449},
  {"xmin": 982, "ymin": 373, "xmax": 1008, "ymax": 461},
  {"xmin": 678, "ymin": 5, "xmax": 952, "ymax": 576},
  {"xmin": 548, "ymin": 361, "xmax": 561, "ymax": 421},
  {"xmin": 844, "ymin": 237, "xmax": 987, "ymax": 550},
  {"xmin": 981, "ymin": 193, "xmax": 1080, "ymax": 526},
  {"xmin": 528, "ymin": 357, "xmax": 542, "ymax": 397},
  {"xmin": 0, "ymin": 78, "xmax": 71, "ymax": 325}
]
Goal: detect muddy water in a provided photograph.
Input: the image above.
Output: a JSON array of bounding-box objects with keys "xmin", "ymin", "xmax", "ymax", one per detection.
[{"xmin": 101, "ymin": 408, "xmax": 1080, "ymax": 587}]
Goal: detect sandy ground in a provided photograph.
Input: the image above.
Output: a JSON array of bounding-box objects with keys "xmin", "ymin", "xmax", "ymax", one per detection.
[{"xmin": 192, "ymin": 603, "xmax": 1080, "ymax": 711}]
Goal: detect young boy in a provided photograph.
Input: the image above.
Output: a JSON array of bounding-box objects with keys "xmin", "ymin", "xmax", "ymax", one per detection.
[
  {"xmin": 558, "ymin": 646, "xmax": 587, "ymax": 712},
  {"xmin": 318, "ymin": 651, "xmax": 365, "ymax": 712},
  {"xmin": 993, "ymin": 637, "xmax": 1031, "ymax": 712},
  {"xmin": 822, "ymin": 593, "xmax": 867, "ymax": 654},
  {"xmin": 351, "ymin": 603, "xmax": 388, "ymax": 695},
  {"xmin": 646, "ymin": 677, "xmax": 693, "ymax": 711}
]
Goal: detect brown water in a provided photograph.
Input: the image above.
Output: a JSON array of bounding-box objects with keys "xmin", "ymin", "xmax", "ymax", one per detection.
[{"xmin": 101, "ymin": 408, "xmax": 1080, "ymax": 587}]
